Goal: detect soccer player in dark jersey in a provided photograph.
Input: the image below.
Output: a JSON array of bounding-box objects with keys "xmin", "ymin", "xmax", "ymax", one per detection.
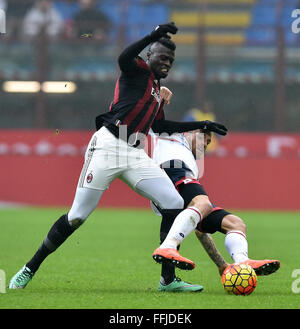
[{"xmin": 9, "ymin": 22, "xmax": 228, "ymax": 289}]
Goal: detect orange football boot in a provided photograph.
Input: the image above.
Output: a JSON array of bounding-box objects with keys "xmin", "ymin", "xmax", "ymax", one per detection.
[
  {"xmin": 152, "ymin": 247, "xmax": 195, "ymax": 270},
  {"xmin": 239, "ymin": 259, "xmax": 280, "ymax": 276}
]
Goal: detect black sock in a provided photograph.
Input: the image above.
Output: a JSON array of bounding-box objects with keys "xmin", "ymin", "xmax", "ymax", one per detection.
[
  {"xmin": 159, "ymin": 209, "xmax": 182, "ymax": 285},
  {"xmin": 26, "ymin": 214, "xmax": 75, "ymax": 273}
]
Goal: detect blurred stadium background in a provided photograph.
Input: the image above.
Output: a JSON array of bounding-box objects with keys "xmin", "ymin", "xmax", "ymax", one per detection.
[{"xmin": 0, "ymin": 0, "xmax": 299, "ymax": 211}]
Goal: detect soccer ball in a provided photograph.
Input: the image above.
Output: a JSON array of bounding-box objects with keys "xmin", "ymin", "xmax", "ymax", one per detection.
[{"xmin": 221, "ymin": 264, "xmax": 257, "ymax": 295}]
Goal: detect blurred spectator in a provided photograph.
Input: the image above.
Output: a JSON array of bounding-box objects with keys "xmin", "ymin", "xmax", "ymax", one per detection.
[
  {"xmin": 184, "ymin": 100, "xmax": 216, "ymax": 122},
  {"xmin": 6, "ymin": 0, "xmax": 35, "ymax": 39},
  {"xmin": 22, "ymin": 0, "xmax": 64, "ymax": 40},
  {"xmin": 68, "ymin": 0, "xmax": 111, "ymax": 42},
  {"xmin": 183, "ymin": 100, "xmax": 220, "ymax": 153},
  {"xmin": 0, "ymin": 0, "xmax": 7, "ymax": 10}
]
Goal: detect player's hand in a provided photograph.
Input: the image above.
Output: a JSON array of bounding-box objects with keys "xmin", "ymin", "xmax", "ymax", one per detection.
[
  {"xmin": 202, "ymin": 120, "xmax": 228, "ymax": 136},
  {"xmin": 150, "ymin": 22, "xmax": 178, "ymax": 41},
  {"xmin": 160, "ymin": 86, "xmax": 173, "ymax": 105}
]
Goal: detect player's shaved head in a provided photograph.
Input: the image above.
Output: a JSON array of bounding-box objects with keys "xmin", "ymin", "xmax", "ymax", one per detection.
[
  {"xmin": 149, "ymin": 37, "xmax": 176, "ymax": 53},
  {"xmin": 147, "ymin": 37, "xmax": 176, "ymax": 79}
]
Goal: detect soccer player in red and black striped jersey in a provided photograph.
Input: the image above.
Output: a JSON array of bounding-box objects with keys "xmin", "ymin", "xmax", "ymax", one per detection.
[
  {"xmin": 95, "ymin": 35, "xmax": 171, "ymax": 142},
  {"xmin": 95, "ymin": 23, "xmax": 226, "ymax": 144},
  {"xmin": 9, "ymin": 23, "xmax": 227, "ymax": 290}
]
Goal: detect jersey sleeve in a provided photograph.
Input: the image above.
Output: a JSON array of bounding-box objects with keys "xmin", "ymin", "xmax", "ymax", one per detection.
[
  {"xmin": 150, "ymin": 101, "xmax": 166, "ymax": 133},
  {"xmin": 152, "ymin": 108, "xmax": 209, "ymax": 135},
  {"xmin": 155, "ymin": 101, "xmax": 166, "ymax": 121},
  {"xmin": 118, "ymin": 35, "xmax": 153, "ymax": 73}
]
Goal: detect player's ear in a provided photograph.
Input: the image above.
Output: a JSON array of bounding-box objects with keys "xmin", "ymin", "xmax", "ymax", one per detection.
[{"xmin": 147, "ymin": 43, "xmax": 154, "ymax": 58}]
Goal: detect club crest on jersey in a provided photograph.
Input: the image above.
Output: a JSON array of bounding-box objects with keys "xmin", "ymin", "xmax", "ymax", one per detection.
[
  {"xmin": 86, "ymin": 172, "xmax": 93, "ymax": 183},
  {"xmin": 151, "ymin": 87, "xmax": 160, "ymax": 104}
]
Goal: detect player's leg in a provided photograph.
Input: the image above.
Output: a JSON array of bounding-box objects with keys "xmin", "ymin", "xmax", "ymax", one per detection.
[
  {"xmin": 154, "ymin": 181, "xmax": 213, "ymax": 270},
  {"xmin": 121, "ymin": 160, "xmax": 185, "ymax": 210},
  {"xmin": 158, "ymin": 209, "xmax": 179, "ymax": 285},
  {"xmin": 134, "ymin": 176, "xmax": 195, "ymax": 268},
  {"xmin": 222, "ymin": 214, "xmax": 248, "ymax": 263},
  {"xmin": 9, "ymin": 128, "xmax": 116, "ymax": 289},
  {"xmin": 160, "ymin": 194, "xmax": 212, "ymax": 248},
  {"xmin": 28, "ymin": 187, "xmax": 104, "ymax": 272},
  {"xmin": 200, "ymin": 211, "xmax": 280, "ymax": 275},
  {"xmin": 171, "ymin": 184, "xmax": 228, "ymax": 277},
  {"xmin": 150, "ymin": 166, "xmax": 210, "ymax": 283},
  {"xmin": 221, "ymin": 214, "xmax": 280, "ymax": 275},
  {"xmin": 157, "ymin": 183, "xmax": 226, "ymax": 280},
  {"xmin": 156, "ymin": 209, "xmax": 203, "ymax": 292},
  {"xmin": 28, "ymin": 127, "xmax": 118, "ymax": 270},
  {"xmin": 8, "ymin": 187, "xmax": 104, "ymax": 289},
  {"xmin": 121, "ymin": 166, "xmax": 197, "ymax": 270},
  {"xmin": 134, "ymin": 177, "xmax": 184, "ymax": 209},
  {"xmin": 198, "ymin": 209, "xmax": 249, "ymax": 265},
  {"xmin": 195, "ymin": 230, "xmax": 229, "ymax": 275}
]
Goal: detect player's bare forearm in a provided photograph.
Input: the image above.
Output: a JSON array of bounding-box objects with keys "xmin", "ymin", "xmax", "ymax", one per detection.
[{"xmin": 195, "ymin": 230, "xmax": 228, "ymax": 275}]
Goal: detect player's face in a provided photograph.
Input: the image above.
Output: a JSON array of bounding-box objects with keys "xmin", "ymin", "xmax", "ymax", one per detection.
[
  {"xmin": 189, "ymin": 130, "xmax": 211, "ymax": 159},
  {"xmin": 203, "ymin": 132, "xmax": 211, "ymax": 151},
  {"xmin": 147, "ymin": 44, "xmax": 175, "ymax": 79}
]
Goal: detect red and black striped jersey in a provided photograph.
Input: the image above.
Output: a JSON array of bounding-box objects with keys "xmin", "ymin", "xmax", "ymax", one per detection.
[
  {"xmin": 95, "ymin": 56, "xmax": 164, "ymax": 141},
  {"xmin": 95, "ymin": 34, "xmax": 216, "ymax": 144}
]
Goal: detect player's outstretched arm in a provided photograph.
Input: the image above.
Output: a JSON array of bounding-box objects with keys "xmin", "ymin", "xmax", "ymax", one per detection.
[
  {"xmin": 153, "ymin": 88, "xmax": 227, "ymax": 135},
  {"xmin": 195, "ymin": 230, "xmax": 229, "ymax": 276},
  {"xmin": 152, "ymin": 118, "xmax": 228, "ymax": 136},
  {"xmin": 118, "ymin": 22, "xmax": 178, "ymax": 72}
]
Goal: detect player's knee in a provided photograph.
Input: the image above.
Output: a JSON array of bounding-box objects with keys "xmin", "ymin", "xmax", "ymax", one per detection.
[
  {"xmin": 67, "ymin": 215, "xmax": 86, "ymax": 230},
  {"xmin": 222, "ymin": 214, "xmax": 246, "ymax": 234},
  {"xmin": 189, "ymin": 195, "xmax": 213, "ymax": 218}
]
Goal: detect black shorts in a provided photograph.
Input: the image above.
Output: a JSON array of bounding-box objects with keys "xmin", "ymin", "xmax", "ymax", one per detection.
[{"xmin": 163, "ymin": 160, "xmax": 231, "ymax": 234}]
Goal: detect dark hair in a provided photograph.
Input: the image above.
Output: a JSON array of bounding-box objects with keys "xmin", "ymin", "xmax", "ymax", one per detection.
[
  {"xmin": 149, "ymin": 36, "xmax": 176, "ymax": 52},
  {"xmin": 158, "ymin": 36, "xmax": 176, "ymax": 51}
]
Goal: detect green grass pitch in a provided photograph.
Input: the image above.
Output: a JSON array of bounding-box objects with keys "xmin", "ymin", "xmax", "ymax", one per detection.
[{"xmin": 0, "ymin": 207, "xmax": 299, "ymax": 309}]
